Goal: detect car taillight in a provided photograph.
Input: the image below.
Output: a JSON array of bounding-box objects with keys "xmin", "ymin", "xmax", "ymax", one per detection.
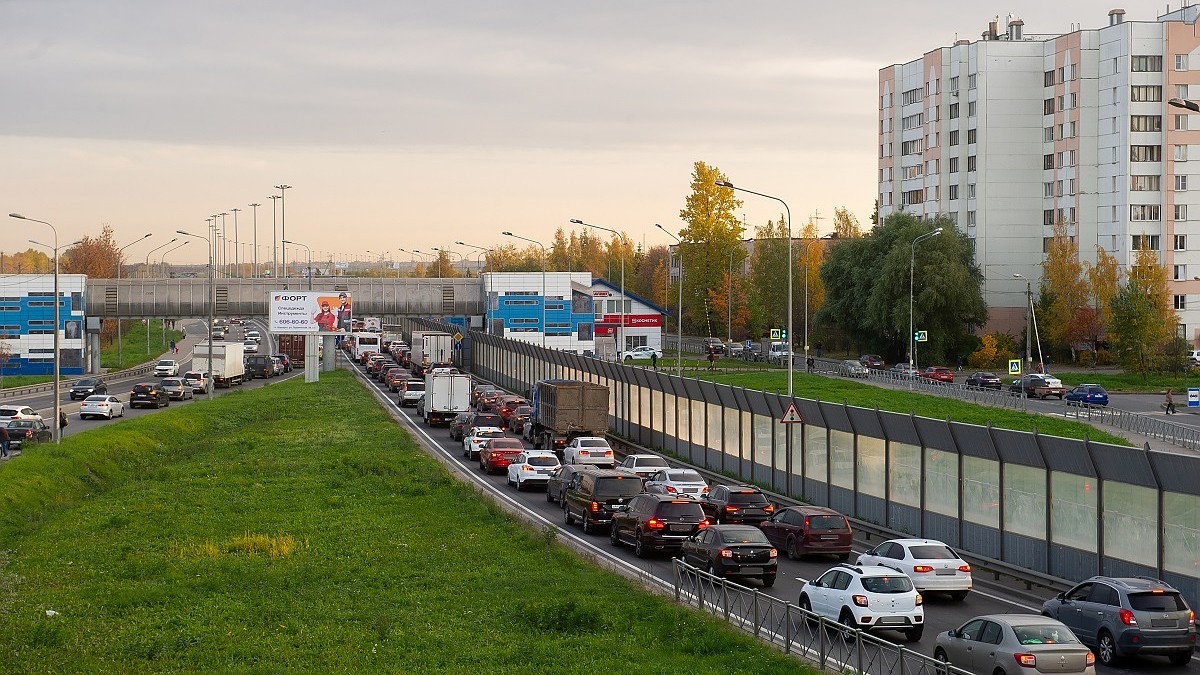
[
  {"xmin": 604, "ymin": 450, "xmax": 613, "ymax": 457},
  {"xmin": 958, "ymin": 564, "xmax": 971, "ymax": 573},
  {"xmin": 646, "ymin": 518, "xmax": 665, "ymax": 530},
  {"xmin": 579, "ymin": 450, "xmax": 589, "ymax": 456},
  {"xmin": 521, "ymin": 465, "xmax": 534, "ymax": 472},
  {"xmin": 1188, "ymin": 610, "xmax": 1195, "ymax": 626},
  {"xmin": 769, "ymin": 548, "xmax": 778, "ymax": 558},
  {"xmin": 852, "ymin": 594, "xmax": 869, "ymax": 607},
  {"xmin": 1085, "ymin": 653, "xmax": 1095, "ymax": 667},
  {"xmin": 701, "ymin": 486, "xmax": 709, "ymax": 494},
  {"xmin": 912, "ymin": 565, "xmax": 934, "ymax": 573},
  {"xmin": 1119, "ymin": 608, "xmax": 1137, "ymax": 626},
  {"xmin": 724, "ymin": 506, "xmax": 740, "ymax": 512},
  {"xmin": 915, "ymin": 593, "xmax": 923, "ymax": 606},
  {"xmin": 763, "ymin": 504, "xmax": 775, "ymax": 512},
  {"xmin": 697, "ymin": 519, "xmax": 709, "ymax": 529},
  {"xmin": 665, "ymin": 485, "xmax": 677, "ymax": 493},
  {"xmin": 1014, "ymin": 653, "xmax": 1037, "ymax": 668},
  {"xmin": 720, "ymin": 549, "xmax": 733, "ymax": 559},
  {"xmin": 590, "ymin": 501, "xmax": 600, "ymax": 512}
]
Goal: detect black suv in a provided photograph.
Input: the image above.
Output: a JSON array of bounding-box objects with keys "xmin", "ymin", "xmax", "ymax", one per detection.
[
  {"xmin": 129, "ymin": 382, "xmax": 169, "ymax": 409},
  {"xmin": 245, "ymin": 355, "xmax": 275, "ymax": 379},
  {"xmin": 701, "ymin": 485, "xmax": 776, "ymax": 525},
  {"xmin": 562, "ymin": 468, "xmax": 643, "ymax": 534},
  {"xmin": 609, "ymin": 494, "xmax": 709, "ymax": 557},
  {"xmin": 70, "ymin": 377, "xmax": 108, "ymax": 400}
]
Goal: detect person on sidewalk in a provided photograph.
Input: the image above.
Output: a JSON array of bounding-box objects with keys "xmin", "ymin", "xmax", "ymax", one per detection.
[
  {"xmin": 1, "ymin": 424, "xmax": 10, "ymax": 459},
  {"xmin": 1165, "ymin": 389, "xmax": 1177, "ymax": 415},
  {"xmin": 651, "ymin": 351, "xmax": 658, "ymax": 371}
]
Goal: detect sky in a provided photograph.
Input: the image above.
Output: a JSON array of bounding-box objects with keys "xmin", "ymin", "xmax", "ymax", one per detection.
[{"xmin": 0, "ymin": 1, "xmax": 1149, "ymax": 267}]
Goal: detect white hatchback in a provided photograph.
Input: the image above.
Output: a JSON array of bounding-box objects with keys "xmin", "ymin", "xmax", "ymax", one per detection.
[
  {"xmin": 562, "ymin": 436, "xmax": 614, "ymax": 467},
  {"xmin": 506, "ymin": 451, "xmax": 561, "ymax": 490},
  {"xmin": 799, "ymin": 563, "xmax": 925, "ymax": 642},
  {"xmin": 856, "ymin": 538, "xmax": 973, "ymax": 600},
  {"xmin": 79, "ymin": 395, "xmax": 126, "ymax": 420}
]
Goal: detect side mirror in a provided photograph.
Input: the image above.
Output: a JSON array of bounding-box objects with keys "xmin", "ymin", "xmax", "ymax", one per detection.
[
  {"xmin": 1056, "ymin": 592, "xmax": 1066, "ymax": 600},
  {"xmin": 947, "ymin": 629, "xmax": 958, "ymax": 639}
]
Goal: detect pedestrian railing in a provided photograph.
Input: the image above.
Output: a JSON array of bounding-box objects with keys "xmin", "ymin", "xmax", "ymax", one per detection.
[
  {"xmin": 671, "ymin": 559, "xmax": 969, "ymax": 675},
  {"xmin": 1060, "ymin": 403, "xmax": 1200, "ymax": 450}
]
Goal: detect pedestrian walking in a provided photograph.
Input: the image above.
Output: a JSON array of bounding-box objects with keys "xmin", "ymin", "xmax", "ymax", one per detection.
[
  {"xmin": 651, "ymin": 351, "xmax": 658, "ymax": 370},
  {"xmin": 707, "ymin": 348, "xmax": 717, "ymax": 370},
  {"xmin": 1165, "ymin": 389, "xmax": 1177, "ymax": 415},
  {"xmin": 806, "ymin": 356, "xmax": 815, "ymax": 373},
  {"xmin": 1, "ymin": 424, "xmax": 10, "ymax": 458},
  {"xmin": 59, "ymin": 410, "xmax": 69, "ymax": 430},
  {"xmin": 170, "ymin": 340, "xmax": 177, "ymax": 354}
]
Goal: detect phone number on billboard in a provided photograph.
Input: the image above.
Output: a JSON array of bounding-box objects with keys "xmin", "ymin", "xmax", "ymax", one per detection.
[{"xmin": 276, "ymin": 319, "xmax": 314, "ymax": 327}]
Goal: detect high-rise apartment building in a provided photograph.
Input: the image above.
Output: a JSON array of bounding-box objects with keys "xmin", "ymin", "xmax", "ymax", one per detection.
[{"xmin": 879, "ymin": 7, "xmax": 1200, "ymax": 341}]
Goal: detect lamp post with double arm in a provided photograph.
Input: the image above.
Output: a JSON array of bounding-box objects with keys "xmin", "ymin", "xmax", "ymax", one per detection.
[
  {"xmin": 908, "ymin": 227, "xmax": 944, "ymax": 385},
  {"xmin": 177, "ymin": 228, "xmax": 215, "ymax": 399},
  {"xmin": 656, "ymin": 224, "xmax": 684, "ymax": 377},
  {"xmin": 571, "ymin": 219, "xmax": 627, "ymax": 358}
]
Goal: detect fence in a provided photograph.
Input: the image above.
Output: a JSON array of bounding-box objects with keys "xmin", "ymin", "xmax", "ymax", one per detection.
[
  {"xmin": 410, "ymin": 319, "xmax": 1200, "ymax": 612},
  {"xmin": 0, "ymin": 362, "xmax": 156, "ymax": 401}
]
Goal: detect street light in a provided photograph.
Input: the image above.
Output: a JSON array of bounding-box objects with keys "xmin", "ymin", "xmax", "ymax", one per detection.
[
  {"xmin": 283, "ymin": 239, "xmax": 313, "ymax": 290},
  {"xmin": 572, "ymin": 219, "xmax": 627, "ymax": 358},
  {"xmin": 501, "ymin": 231, "xmax": 547, "ymax": 348},
  {"xmin": 656, "ymin": 224, "xmax": 684, "ymax": 377},
  {"xmin": 8, "ymin": 213, "xmax": 67, "ymax": 443},
  {"xmin": 159, "ymin": 240, "xmax": 189, "ymax": 278},
  {"xmin": 908, "ymin": 227, "xmax": 944, "ymax": 383},
  {"xmin": 1012, "ymin": 273, "xmax": 1045, "ymax": 372},
  {"xmin": 457, "ymin": 241, "xmax": 492, "ymax": 275},
  {"xmin": 177, "ymin": 228, "xmax": 215, "ymax": 399},
  {"xmin": 1169, "ymin": 97, "xmax": 1200, "ymax": 113},
  {"xmin": 715, "ymin": 181, "xmax": 795, "ymax": 399},
  {"xmin": 114, "ymin": 233, "xmax": 152, "ymax": 368},
  {"xmin": 268, "ymin": 194, "xmax": 281, "ymax": 279},
  {"xmin": 367, "ymin": 249, "xmax": 389, "ymax": 278},
  {"xmin": 230, "ymin": 207, "xmax": 241, "ymax": 278},
  {"xmin": 248, "ymin": 203, "xmax": 260, "ymax": 278},
  {"xmin": 275, "ymin": 184, "xmax": 292, "ymax": 277}
]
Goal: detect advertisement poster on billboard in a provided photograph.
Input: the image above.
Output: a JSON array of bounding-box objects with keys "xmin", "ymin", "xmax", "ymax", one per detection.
[{"xmin": 270, "ymin": 291, "xmax": 352, "ymax": 334}]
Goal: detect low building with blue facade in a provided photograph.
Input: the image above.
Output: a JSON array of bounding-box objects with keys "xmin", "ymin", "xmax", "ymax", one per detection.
[
  {"xmin": 0, "ymin": 274, "xmax": 87, "ymax": 376},
  {"xmin": 482, "ymin": 272, "xmax": 597, "ymax": 353}
]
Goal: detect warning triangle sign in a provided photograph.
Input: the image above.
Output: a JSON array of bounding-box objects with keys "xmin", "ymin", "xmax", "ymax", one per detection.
[{"xmin": 780, "ymin": 402, "xmax": 803, "ymax": 424}]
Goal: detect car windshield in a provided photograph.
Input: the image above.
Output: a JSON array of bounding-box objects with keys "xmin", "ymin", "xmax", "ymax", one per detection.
[
  {"xmin": 718, "ymin": 526, "xmax": 770, "ymax": 544},
  {"xmin": 407, "ymin": 382, "xmax": 425, "ymax": 390},
  {"xmin": 666, "ymin": 470, "xmax": 704, "ymax": 483},
  {"xmin": 490, "ymin": 439, "xmax": 523, "ymax": 449},
  {"xmin": 74, "ymin": 379, "xmax": 97, "ymax": 386},
  {"xmin": 808, "ymin": 515, "xmax": 848, "ymax": 530},
  {"xmin": 728, "ymin": 491, "xmax": 769, "ymax": 505},
  {"xmin": 593, "ymin": 477, "xmax": 643, "ymax": 499},
  {"xmin": 861, "ymin": 575, "xmax": 914, "ymax": 593},
  {"xmin": 909, "ymin": 544, "xmax": 959, "ymax": 560},
  {"xmin": 1013, "ymin": 624, "xmax": 1080, "ymax": 645},
  {"xmin": 157, "ymin": 360, "xmax": 174, "ymax": 366},
  {"xmin": 1129, "ymin": 592, "xmax": 1189, "ymax": 612},
  {"xmin": 162, "ymin": 379, "xmax": 182, "ymax": 386},
  {"xmin": 526, "ymin": 456, "xmax": 558, "ymax": 467}
]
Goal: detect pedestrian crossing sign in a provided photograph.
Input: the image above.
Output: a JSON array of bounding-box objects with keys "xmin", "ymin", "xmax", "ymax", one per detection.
[
  {"xmin": 780, "ymin": 402, "xmax": 803, "ymax": 424},
  {"xmin": 1008, "ymin": 359, "xmax": 1022, "ymax": 376}
]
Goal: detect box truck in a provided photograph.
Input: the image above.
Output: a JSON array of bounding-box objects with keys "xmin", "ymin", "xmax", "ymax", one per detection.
[
  {"xmin": 420, "ymin": 371, "xmax": 472, "ymax": 426},
  {"xmin": 193, "ymin": 341, "xmax": 246, "ymax": 388},
  {"xmin": 523, "ymin": 379, "xmax": 609, "ymax": 452}
]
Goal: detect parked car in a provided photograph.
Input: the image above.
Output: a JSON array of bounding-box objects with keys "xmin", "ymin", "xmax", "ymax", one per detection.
[
  {"xmin": 839, "ymin": 359, "xmax": 870, "ymax": 378},
  {"xmin": 507, "ymin": 405, "xmax": 532, "ymax": 434},
  {"xmin": 919, "ymin": 366, "xmax": 955, "ymax": 383},
  {"xmin": 448, "ymin": 412, "xmax": 472, "ymax": 441},
  {"xmin": 129, "ymin": 382, "xmax": 170, "ymax": 409},
  {"xmin": 1065, "ymin": 384, "xmax": 1109, "ymax": 407},
  {"xmin": 965, "ymin": 371, "xmax": 1002, "ymax": 390},
  {"xmin": 183, "ymin": 370, "xmax": 212, "ymax": 394},
  {"xmin": 545, "ymin": 463, "xmax": 590, "ymax": 505},
  {"xmin": 798, "ymin": 563, "xmax": 925, "ymax": 642},
  {"xmin": 618, "ymin": 453, "xmax": 671, "ymax": 478},
  {"xmin": 890, "ymin": 363, "xmax": 919, "ymax": 379},
  {"xmin": 644, "ymin": 468, "xmax": 709, "ymax": 499},
  {"xmin": 562, "ymin": 468, "xmax": 644, "ymax": 534},
  {"xmin": 760, "ymin": 505, "xmax": 853, "ymax": 560},
  {"xmin": 700, "ymin": 485, "xmax": 775, "ymax": 525},
  {"xmin": 610, "ymin": 494, "xmax": 710, "ymax": 558},
  {"xmin": 505, "ymin": 451, "xmax": 560, "ymax": 490},
  {"xmin": 160, "ymin": 377, "xmax": 193, "ymax": 401},
  {"xmin": 935, "ymin": 615, "xmax": 1096, "ymax": 675},
  {"xmin": 462, "ymin": 426, "xmax": 506, "ymax": 460},
  {"xmin": 856, "ymin": 538, "xmax": 972, "ymax": 600},
  {"xmin": 562, "ymin": 436, "xmax": 615, "ymax": 468},
  {"xmin": 153, "ymin": 359, "xmax": 180, "ymax": 377},
  {"xmin": 79, "ymin": 395, "xmax": 126, "ymax": 420},
  {"xmin": 621, "ymin": 346, "xmax": 663, "ymax": 361},
  {"xmin": 859, "ymin": 354, "xmax": 885, "ymax": 368},
  {"xmin": 1041, "ymin": 576, "xmax": 1196, "ymax": 666},
  {"xmin": 0, "ymin": 405, "xmax": 44, "ymax": 422},
  {"xmin": 1009, "ymin": 373, "xmax": 1066, "ymax": 399},
  {"xmin": 5, "ymin": 418, "xmax": 53, "ymax": 449},
  {"xmin": 69, "ymin": 377, "xmax": 108, "ymax": 400},
  {"xmin": 679, "ymin": 524, "xmax": 778, "ymax": 587}
]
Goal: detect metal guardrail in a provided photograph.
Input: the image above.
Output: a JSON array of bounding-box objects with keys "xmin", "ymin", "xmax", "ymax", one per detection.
[
  {"xmin": 672, "ymin": 559, "xmax": 971, "ymax": 675},
  {"xmin": 1061, "ymin": 403, "xmax": 1200, "ymax": 450},
  {"xmin": 0, "ymin": 362, "xmax": 157, "ymax": 401}
]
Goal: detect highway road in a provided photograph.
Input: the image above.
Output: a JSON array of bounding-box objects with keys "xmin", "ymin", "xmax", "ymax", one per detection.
[{"xmin": 353, "ymin": 360, "xmax": 1198, "ymax": 675}]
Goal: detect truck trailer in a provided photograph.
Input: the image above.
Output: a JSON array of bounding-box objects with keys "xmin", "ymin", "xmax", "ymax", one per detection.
[
  {"xmin": 420, "ymin": 371, "xmax": 472, "ymax": 426},
  {"xmin": 523, "ymin": 379, "xmax": 609, "ymax": 452}
]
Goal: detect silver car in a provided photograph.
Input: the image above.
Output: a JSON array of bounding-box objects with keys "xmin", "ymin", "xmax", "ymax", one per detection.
[
  {"xmin": 935, "ymin": 614, "xmax": 1095, "ymax": 675},
  {"xmin": 644, "ymin": 468, "xmax": 709, "ymax": 499},
  {"xmin": 839, "ymin": 359, "xmax": 869, "ymax": 378}
]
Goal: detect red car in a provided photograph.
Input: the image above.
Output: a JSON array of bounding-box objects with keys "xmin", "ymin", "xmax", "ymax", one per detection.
[
  {"xmin": 920, "ymin": 366, "xmax": 954, "ymax": 383},
  {"xmin": 479, "ymin": 438, "xmax": 525, "ymax": 474},
  {"xmin": 497, "ymin": 396, "xmax": 528, "ymax": 424}
]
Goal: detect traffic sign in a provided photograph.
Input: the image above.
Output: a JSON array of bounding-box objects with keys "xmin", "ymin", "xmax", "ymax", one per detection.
[
  {"xmin": 914, "ymin": 330, "xmax": 928, "ymax": 342},
  {"xmin": 780, "ymin": 329, "xmax": 788, "ymax": 340},
  {"xmin": 453, "ymin": 332, "xmax": 463, "ymax": 342},
  {"xmin": 1008, "ymin": 359, "xmax": 1022, "ymax": 376},
  {"xmin": 1189, "ymin": 388, "xmax": 1199, "ymax": 408},
  {"xmin": 780, "ymin": 402, "xmax": 803, "ymax": 424},
  {"xmin": 770, "ymin": 328, "xmax": 781, "ymax": 340}
]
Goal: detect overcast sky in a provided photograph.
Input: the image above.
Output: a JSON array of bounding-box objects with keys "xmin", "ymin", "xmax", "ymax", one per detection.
[{"xmin": 1, "ymin": 1, "xmax": 1147, "ymax": 266}]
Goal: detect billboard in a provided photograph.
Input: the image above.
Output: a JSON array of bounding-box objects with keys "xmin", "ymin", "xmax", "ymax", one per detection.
[{"xmin": 269, "ymin": 291, "xmax": 353, "ymax": 334}]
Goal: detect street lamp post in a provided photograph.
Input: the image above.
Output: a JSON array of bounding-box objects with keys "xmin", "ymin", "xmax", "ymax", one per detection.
[
  {"xmin": 230, "ymin": 207, "xmax": 241, "ymax": 278},
  {"xmin": 283, "ymin": 239, "xmax": 313, "ymax": 290},
  {"xmin": 268, "ymin": 195, "xmax": 281, "ymax": 279},
  {"xmin": 142, "ymin": 237, "xmax": 177, "ymax": 356},
  {"xmin": 249, "ymin": 203, "xmax": 260, "ymax": 278},
  {"xmin": 432, "ymin": 248, "xmax": 464, "ymax": 276},
  {"xmin": 572, "ymin": 219, "xmax": 627, "ymax": 357},
  {"xmin": 656, "ymin": 224, "xmax": 684, "ymax": 377},
  {"xmin": 501, "ymin": 231, "xmax": 546, "ymax": 348},
  {"xmin": 177, "ymin": 228, "xmax": 215, "ymax": 399},
  {"xmin": 457, "ymin": 241, "xmax": 491, "ymax": 276},
  {"xmin": 275, "ymin": 184, "xmax": 292, "ymax": 277},
  {"xmin": 159, "ymin": 240, "xmax": 189, "ymax": 278},
  {"xmin": 9, "ymin": 213, "xmax": 68, "ymax": 443},
  {"xmin": 715, "ymin": 181, "xmax": 795, "ymax": 399},
  {"xmin": 114, "ymin": 233, "xmax": 152, "ymax": 368},
  {"xmin": 908, "ymin": 227, "xmax": 944, "ymax": 384}
]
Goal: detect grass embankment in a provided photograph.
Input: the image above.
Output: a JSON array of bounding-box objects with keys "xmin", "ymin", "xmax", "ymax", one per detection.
[
  {"xmin": 0, "ymin": 370, "xmax": 812, "ymax": 674},
  {"xmin": 99, "ymin": 319, "xmax": 184, "ymax": 371},
  {"xmin": 0, "ymin": 375, "xmax": 53, "ymax": 388}
]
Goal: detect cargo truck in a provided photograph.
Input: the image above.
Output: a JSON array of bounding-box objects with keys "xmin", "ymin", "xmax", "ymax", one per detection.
[
  {"xmin": 420, "ymin": 371, "xmax": 472, "ymax": 426},
  {"xmin": 409, "ymin": 330, "xmax": 453, "ymax": 375},
  {"xmin": 192, "ymin": 341, "xmax": 246, "ymax": 388},
  {"xmin": 523, "ymin": 379, "xmax": 610, "ymax": 453}
]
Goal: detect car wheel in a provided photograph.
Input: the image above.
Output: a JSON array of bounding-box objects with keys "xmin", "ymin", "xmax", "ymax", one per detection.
[
  {"xmin": 950, "ymin": 590, "xmax": 969, "ymax": 601},
  {"xmin": 799, "ymin": 595, "xmax": 815, "ymax": 623},
  {"xmin": 839, "ymin": 610, "xmax": 858, "ymax": 638},
  {"xmin": 633, "ymin": 531, "xmax": 647, "ymax": 558},
  {"xmin": 1169, "ymin": 651, "xmax": 1192, "ymax": 666},
  {"xmin": 581, "ymin": 512, "xmax": 594, "ymax": 535},
  {"xmin": 905, "ymin": 626, "xmax": 923, "ymax": 642},
  {"xmin": 563, "ymin": 503, "xmax": 575, "ymax": 526},
  {"xmin": 837, "ymin": 552, "xmax": 850, "ymax": 561},
  {"xmin": 786, "ymin": 537, "xmax": 799, "ymax": 560},
  {"xmin": 1096, "ymin": 630, "xmax": 1118, "ymax": 666},
  {"xmin": 705, "ymin": 562, "xmax": 716, "ymax": 576},
  {"xmin": 761, "ymin": 573, "xmax": 775, "ymax": 588},
  {"xmin": 106, "ymin": 410, "xmax": 114, "ymax": 420},
  {"xmin": 609, "ymin": 525, "xmax": 621, "ymax": 547},
  {"xmin": 934, "ymin": 649, "xmax": 949, "ymax": 664}
]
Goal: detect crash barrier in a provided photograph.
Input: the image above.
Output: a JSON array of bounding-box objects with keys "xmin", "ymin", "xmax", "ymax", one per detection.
[{"xmin": 405, "ymin": 318, "xmax": 1200, "ymax": 612}]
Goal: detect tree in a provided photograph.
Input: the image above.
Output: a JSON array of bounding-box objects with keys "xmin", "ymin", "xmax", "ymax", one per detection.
[
  {"xmin": 1086, "ymin": 245, "xmax": 1121, "ymax": 342},
  {"xmin": 678, "ymin": 161, "xmax": 744, "ymax": 331},
  {"xmin": 1110, "ymin": 246, "xmax": 1175, "ymax": 376},
  {"xmin": 748, "ymin": 216, "xmax": 789, "ymax": 338},
  {"xmin": 633, "ymin": 245, "xmax": 669, "ymax": 307},
  {"xmin": 869, "ymin": 199, "xmax": 879, "ymax": 230},
  {"xmin": 1, "ymin": 249, "xmax": 52, "ymax": 273},
  {"xmin": 61, "ymin": 224, "xmax": 122, "ymax": 277},
  {"xmin": 1039, "ymin": 218, "xmax": 1090, "ymax": 362},
  {"xmin": 797, "ymin": 219, "xmax": 826, "ymax": 346},
  {"xmin": 832, "ymin": 207, "xmax": 862, "ymax": 239}
]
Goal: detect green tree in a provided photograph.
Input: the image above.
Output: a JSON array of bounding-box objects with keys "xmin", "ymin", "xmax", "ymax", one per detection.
[
  {"xmin": 748, "ymin": 216, "xmax": 789, "ymax": 338},
  {"xmin": 1039, "ymin": 218, "xmax": 1090, "ymax": 361},
  {"xmin": 1110, "ymin": 247, "xmax": 1175, "ymax": 376},
  {"xmin": 678, "ymin": 161, "xmax": 744, "ymax": 331}
]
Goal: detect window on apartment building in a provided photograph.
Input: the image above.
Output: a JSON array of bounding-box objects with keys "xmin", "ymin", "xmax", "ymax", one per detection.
[
  {"xmin": 967, "ymin": 128, "xmax": 976, "ymax": 144},
  {"xmin": 902, "ymin": 190, "xmax": 924, "ymax": 206},
  {"xmin": 1058, "ymin": 150, "xmax": 1076, "ymax": 167},
  {"xmin": 1044, "ymin": 70, "xmax": 1055, "ymax": 87},
  {"xmin": 968, "ymin": 74, "xmax": 977, "ymax": 89},
  {"xmin": 925, "ymin": 186, "xmax": 939, "ymax": 201},
  {"xmin": 1044, "ymin": 126, "xmax": 1055, "ymax": 142},
  {"xmin": 902, "ymin": 88, "xmax": 923, "ymax": 105},
  {"xmin": 1132, "ymin": 234, "xmax": 1161, "ymax": 250},
  {"xmin": 949, "ymin": 184, "xmax": 959, "ymax": 200},
  {"xmin": 927, "ymin": 80, "xmax": 938, "ymax": 96},
  {"xmin": 1177, "ymin": 54, "xmax": 1189, "ymax": 71},
  {"xmin": 1175, "ymin": 295, "xmax": 1188, "ymax": 311},
  {"xmin": 1176, "ymin": 115, "xmax": 1189, "ymax": 131},
  {"xmin": 1043, "ymin": 98, "xmax": 1055, "ymax": 115},
  {"xmin": 902, "ymin": 113, "xmax": 924, "ymax": 130},
  {"xmin": 901, "ymin": 139, "xmax": 924, "ymax": 155},
  {"xmin": 1130, "ymin": 205, "xmax": 1162, "ymax": 222},
  {"xmin": 1131, "ymin": 115, "xmax": 1162, "ymax": 132},
  {"xmin": 968, "ymin": 211, "xmax": 976, "ymax": 226},
  {"xmin": 1063, "ymin": 64, "xmax": 1078, "ymax": 81},
  {"xmin": 1044, "ymin": 154, "xmax": 1055, "ymax": 170},
  {"xmin": 1131, "ymin": 55, "xmax": 1163, "ymax": 72},
  {"xmin": 949, "ymin": 157, "xmax": 959, "ymax": 173},
  {"xmin": 1176, "ymin": 234, "xmax": 1188, "ymax": 251},
  {"xmin": 1175, "ymin": 265, "xmax": 1187, "ymax": 281},
  {"xmin": 880, "ymin": 144, "xmax": 886, "ymax": 159},
  {"xmin": 926, "ymin": 159, "xmax": 939, "ymax": 173},
  {"xmin": 949, "ymin": 76, "xmax": 959, "ymax": 91},
  {"xmin": 1131, "ymin": 175, "xmax": 1161, "ymax": 191},
  {"xmin": 1043, "ymin": 182, "xmax": 1054, "ymax": 198},
  {"xmin": 1131, "ymin": 85, "xmax": 1163, "ymax": 102},
  {"xmin": 949, "ymin": 102, "xmax": 959, "ymax": 119},
  {"xmin": 968, "ymin": 183, "xmax": 976, "ymax": 199},
  {"xmin": 1177, "ymin": 84, "xmax": 1190, "ymax": 99},
  {"xmin": 967, "ymin": 155, "xmax": 976, "ymax": 171},
  {"xmin": 1044, "ymin": 210, "xmax": 1055, "ymax": 226},
  {"xmin": 904, "ymin": 165, "xmax": 923, "ymax": 179},
  {"xmin": 929, "ymin": 131, "xmax": 938, "ymax": 148},
  {"xmin": 1176, "ymin": 145, "xmax": 1189, "ymax": 161},
  {"xmin": 949, "ymin": 130, "xmax": 959, "ymax": 146},
  {"xmin": 1177, "ymin": 175, "xmax": 1189, "ymax": 191},
  {"xmin": 1131, "ymin": 145, "xmax": 1163, "ymax": 162},
  {"xmin": 929, "ymin": 106, "xmax": 939, "ymax": 122},
  {"xmin": 1058, "ymin": 93, "xmax": 1077, "ymax": 109},
  {"xmin": 1176, "ymin": 204, "xmax": 1189, "ymax": 221},
  {"xmin": 968, "ymin": 101, "xmax": 977, "ymax": 117}
]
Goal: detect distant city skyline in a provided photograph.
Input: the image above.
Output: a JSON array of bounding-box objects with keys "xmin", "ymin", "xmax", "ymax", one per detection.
[{"xmin": 3, "ymin": 1, "xmax": 1132, "ymax": 265}]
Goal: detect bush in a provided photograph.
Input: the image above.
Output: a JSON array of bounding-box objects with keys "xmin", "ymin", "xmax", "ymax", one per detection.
[{"xmin": 968, "ymin": 334, "xmax": 1016, "ymax": 370}]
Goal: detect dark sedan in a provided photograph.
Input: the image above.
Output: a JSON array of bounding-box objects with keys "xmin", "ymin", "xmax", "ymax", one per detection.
[
  {"xmin": 448, "ymin": 412, "xmax": 472, "ymax": 441},
  {"xmin": 69, "ymin": 377, "xmax": 108, "ymax": 400},
  {"xmin": 964, "ymin": 371, "xmax": 1002, "ymax": 390},
  {"xmin": 679, "ymin": 524, "xmax": 778, "ymax": 587},
  {"xmin": 544, "ymin": 463, "xmax": 589, "ymax": 505},
  {"xmin": 5, "ymin": 419, "xmax": 53, "ymax": 449},
  {"xmin": 1065, "ymin": 384, "xmax": 1109, "ymax": 407},
  {"xmin": 129, "ymin": 383, "xmax": 170, "ymax": 408}
]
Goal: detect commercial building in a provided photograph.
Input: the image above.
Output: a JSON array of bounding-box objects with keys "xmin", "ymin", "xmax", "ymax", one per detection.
[
  {"xmin": 591, "ymin": 278, "xmax": 667, "ymax": 356},
  {"xmin": 0, "ymin": 274, "xmax": 87, "ymax": 376},
  {"xmin": 879, "ymin": 7, "xmax": 1200, "ymax": 340}
]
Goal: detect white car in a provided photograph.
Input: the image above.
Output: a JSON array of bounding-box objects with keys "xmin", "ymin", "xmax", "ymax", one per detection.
[
  {"xmin": 79, "ymin": 395, "xmax": 126, "ymax": 420},
  {"xmin": 400, "ymin": 379, "xmax": 425, "ymax": 407},
  {"xmin": 246, "ymin": 330, "xmax": 262, "ymax": 343},
  {"xmin": 618, "ymin": 453, "xmax": 670, "ymax": 478},
  {"xmin": 621, "ymin": 346, "xmax": 663, "ymax": 362},
  {"xmin": 799, "ymin": 563, "xmax": 925, "ymax": 642},
  {"xmin": 243, "ymin": 340, "xmax": 259, "ymax": 354},
  {"xmin": 506, "ymin": 451, "xmax": 561, "ymax": 490},
  {"xmin": 644, "ymin": 468, "xmax": 709, "ymax": 499},
  {"xmin": 183, "ymin": 371, "xmax": 212, "ymax": 394},
  {"xmin": 562, "ymin": 436, "xmax": 615, "ymax": 467},
  {"xmin": 856, "ymin": 538, "xmax": 973, "ymax": 600},
  {"xmin": 0, "ymin": 405, "xmax": 43, "ymax": 423},
  {"xmin": 463, "ymin": 427, "xmax": 506, "ymax": 460},
  {"xmin": 153, "ymin": 359, "xmax": 180, "ymax": 377}
]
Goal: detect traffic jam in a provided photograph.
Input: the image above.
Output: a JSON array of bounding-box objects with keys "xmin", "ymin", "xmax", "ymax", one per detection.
[{"xmin": 350, "ymin": 328, "xmax": 1196, "ymax": 673}]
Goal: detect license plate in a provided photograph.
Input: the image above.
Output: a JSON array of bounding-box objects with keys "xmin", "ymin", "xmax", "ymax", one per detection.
[
  {"xmin": 935, "ymin": 568, "xmax": 956, "ymax": 576},
  {"xmin": 738, "ymin": 567, "xmax": 761, "ymax": 574},
  {"xmin": 821, "ymin": 535, "xmax": 838, "ymax": 540},
  {"xmin": 877, "ymin": 616, "xmax": 906, "ymax": 625},
  {"xmin": 536, "ymin": 469, "xmax": 552, "ymax": 475},
  {"xmin": 1151, "ymin": 619, "xmax": 1178, "ymax": 628},
  {"xmin": 670, "ymin": 524, "xmax": 692, "ymax": 532}
]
